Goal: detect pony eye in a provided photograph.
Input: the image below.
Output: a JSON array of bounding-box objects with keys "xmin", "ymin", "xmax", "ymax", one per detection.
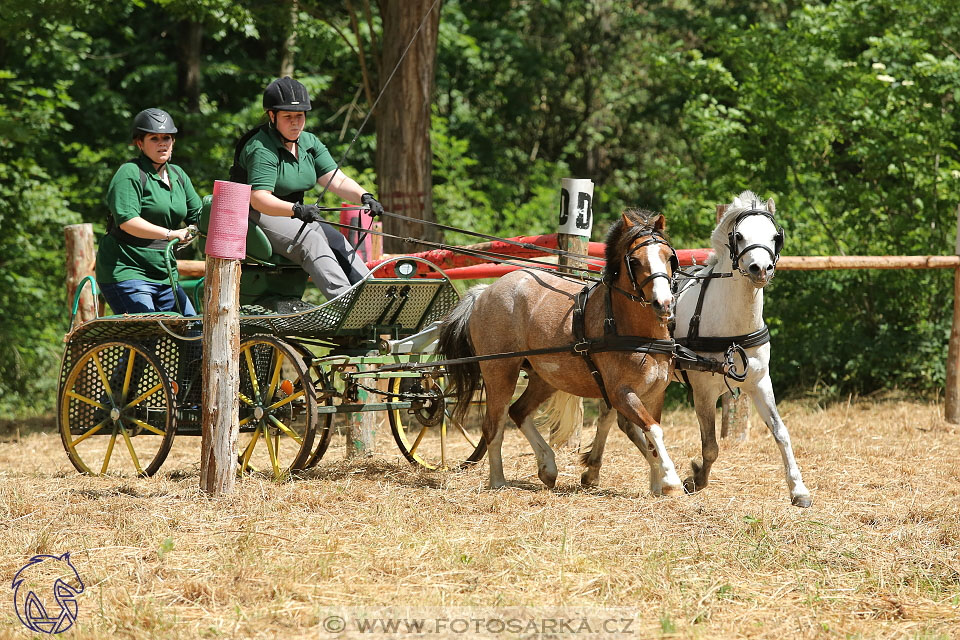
[{"xmin": 735, "ymin": 232, "xmax": 744, "ymax": 243}]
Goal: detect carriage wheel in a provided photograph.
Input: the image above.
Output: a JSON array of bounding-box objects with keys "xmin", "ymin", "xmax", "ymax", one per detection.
[
  {"xmin": 236, "ymin": 336, "xmax": 317, "ymax": 479},
  {"xmin": 59, "ymin": 341, "xmax": 176, "ymax": 477},
  {"xmin": 388, "ymin": 373, "xmax": 487, "ymax": 471}
]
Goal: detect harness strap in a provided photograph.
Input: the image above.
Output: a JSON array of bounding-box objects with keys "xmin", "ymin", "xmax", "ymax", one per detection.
[
  {"xmin": 573, "ymin": 283, "xmax": 614, "ymax": 409},
  {"xmin": 680, "ymin": 325, "xmax": 770, "ymax": 353},
  {"xmin": 680, "ymin": 270, "xmax": 771, "ymax": 353}
]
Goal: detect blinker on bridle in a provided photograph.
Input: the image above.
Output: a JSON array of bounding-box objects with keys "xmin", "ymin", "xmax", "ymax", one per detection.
[
  {"xmin": 613, "ymin": 231, "xmax": 679, "ymax": 305},
  {"xmin": 727, "ymin": 208, "xmax": 785, "ymax": 273}
]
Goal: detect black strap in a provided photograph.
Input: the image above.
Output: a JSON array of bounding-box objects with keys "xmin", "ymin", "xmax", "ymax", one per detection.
[
  {"xmin": 572, "ymin": 283, "xmax": 614, "ymax": 409},
  {"xmin": 678, "ymin": 272, "xmax": 770, "ymax": 353},
  {"xmin": 108, "ymin": 226, "xmax": 168, "ymax": 249}
]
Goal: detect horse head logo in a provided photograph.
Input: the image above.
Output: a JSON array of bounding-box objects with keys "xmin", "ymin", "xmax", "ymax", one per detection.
[{"xmin": 11, "ymin": 552, "xmax": 84, "ymax": 634}]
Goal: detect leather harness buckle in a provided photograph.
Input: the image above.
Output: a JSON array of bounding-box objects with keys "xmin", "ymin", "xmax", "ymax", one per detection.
[{"xmin": 574, "ymin": 341, "xmax": 590, "ymax": 354}]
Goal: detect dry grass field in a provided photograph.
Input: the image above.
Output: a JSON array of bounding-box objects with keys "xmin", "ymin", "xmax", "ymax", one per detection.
[{"xmin": 1, "ymin": 396, "xmax": 959, "ymax": 639}]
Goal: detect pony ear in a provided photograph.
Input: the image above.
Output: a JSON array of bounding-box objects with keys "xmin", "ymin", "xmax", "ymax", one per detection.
[
  {"xmin": 732, "ymin": 196, "xmax": 744, "ymax": 209},
  {"xmin": 766, "ymin": 198, "xmax": 776, "ymax": 214},
  {"xmin": 653, "ymin": 214, "xmax": 665, "ymax": 231},
  {"xmin": 621, "ymin": 211, "xmax": 634, "ymax": 228}
]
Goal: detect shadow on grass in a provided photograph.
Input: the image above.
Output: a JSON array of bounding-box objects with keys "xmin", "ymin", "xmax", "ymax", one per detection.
[{"xmin": 0, "ymin": 414, "xmax": 57, "ymax": 441}]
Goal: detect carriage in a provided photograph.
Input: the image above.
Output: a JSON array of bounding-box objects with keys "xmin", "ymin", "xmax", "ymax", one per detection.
[{"xmin": 57, "ymin": 199, "xmax": 487, "ymax": 479}]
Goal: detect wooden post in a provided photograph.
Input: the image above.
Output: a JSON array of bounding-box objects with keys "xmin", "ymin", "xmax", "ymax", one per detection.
[
  {"xmin": 64, "ymin": 224, "xmax": 97, "ymax": 324},
  {"xmin": 344, "ymin": 366, "xmax": 376, "ymax": 458},
  {"xmin": 716, "ymin": 203, "xmax": 751, "ymax": 442},
  {"xmin": 200, "ymin": 258, "xmax": 241, "ymax": 494},
  {"xmin": 200, "ymin": 181, "xmax": 249, "ymax": 495},
  {"xmin": 556, "ymin": 179, "xmax": 595, "ymax": 449},
  {"xmin": 945, "ymin": 204, "xmax": 960, "ymax": 423}
]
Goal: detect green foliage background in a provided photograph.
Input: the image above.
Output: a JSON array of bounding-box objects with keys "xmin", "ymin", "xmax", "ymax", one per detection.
[{"xmin": 2, "ymin": 0, "xmax": 959, "ymax": 414}]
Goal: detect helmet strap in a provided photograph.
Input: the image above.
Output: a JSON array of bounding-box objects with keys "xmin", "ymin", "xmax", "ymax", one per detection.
[{"xmin": 268, "ymin": 111, "xmax": 300, "ymax": 145}]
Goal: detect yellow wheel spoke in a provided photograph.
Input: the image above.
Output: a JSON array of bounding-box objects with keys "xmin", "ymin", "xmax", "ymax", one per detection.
[
  {"xmin": 124, "ymin": 383, "xmax": 163, "ymax": 411},
  {"xmin": 101, "ymin": 427, "xmax": 119, "ymax": 474},
  {"xmin": 119, "ymin": 425, "xmax": 144, "ymax": 475},
  {"xmin": 92, "ymin": 353, "xmax": 113, "ymax": 398},
  {"xmin": 440, "ymin": 421, "xmax": 448, "ymax": 469},
  {"xmin": 121, "ymin": 347, "xmax": 136, "ymax": 404},
  {"xmin": 69, "ymin": 420, "xmax": 109, "ymax": 446},
  {"xmin": 239, "ymin": 392, "xmax": 256, "ymax": 407},
  {"xmin": 128, "ymin": 417, "xmax": 166, "ymax": 437},
  {"xmin": 264, "ymin": 424, "xmax": 281, "ymax": 478},
  {"xmin": 66, "ymin": 390, "xmax": 107, "ymax": 410},
  {"xmin": 266, "ymin": 390, "xmax": 303, "ymax": 412},
  {"xmin": 267, "ymin": 415, "xmax": 302, "ymax": 445},
  {"xmin": 240, "ymin": 426, "xmax": 261, "ymax": 471},
  {"xmin": 243, "ymin": 347, "xmax": 261, "ymax": 402},
  {"xmin": 408, "ymin": 426, "xmax": 428, "ymax": 456},
  {"xmin": 267, "ymin": 352, "xmax": 284, "ymax": 400}
]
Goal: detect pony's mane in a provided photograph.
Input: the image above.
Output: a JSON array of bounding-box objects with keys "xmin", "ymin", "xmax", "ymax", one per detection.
[
  {"xmin": 705, "ymin": 190, "xmax": 773, "ymax": 266},
  {"xmin": 603, "ymin": 208, "xmax": 667, "ymax": 281}
]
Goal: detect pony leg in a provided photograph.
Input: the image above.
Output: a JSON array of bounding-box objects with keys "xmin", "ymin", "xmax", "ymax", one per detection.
[
  {"xmin": 746, "ymin": 375, "xmax": 812, "ymax": 507},
  {"xmin": 612, "ymin": 391, "xmax": 683, "ymax": 496},
  {"xmin": 580, "ymin": 406, "xmax": 617, "ymax": 487},
  {"xmin": 479, "ymin": 365, "xmax": 520, "ymax": 490},
  {"xmin": 684, "ymin": 380, "xmax": 722, "ymax": 494},
  {"xmin": 616, "ymin": 414, "xmax": 667, "ymax": 495},
  {"xmin": 482, "ymin": 397, "xmax": 510, "ymax": 489},
  {"xmin": 508, "ymin": 374, "xmax": 559, "ymax": 488}
]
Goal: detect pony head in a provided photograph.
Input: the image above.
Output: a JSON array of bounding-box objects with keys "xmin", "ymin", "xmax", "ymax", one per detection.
[
  {"xmin": 604, "ymin": 208, "xmax": 676, "ymax": 322},
  {"xmin": 709, "ymin": 190, "xmax": 784, "ymax": 287},
  {"xmin": 12, "ymin": 552, "xmax": 85, "ymax": 634}
]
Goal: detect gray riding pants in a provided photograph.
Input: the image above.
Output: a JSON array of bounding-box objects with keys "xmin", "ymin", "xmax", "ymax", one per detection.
[{"xmin": 249, "ymin": 211, "xmax": 370, "ymax": 300}]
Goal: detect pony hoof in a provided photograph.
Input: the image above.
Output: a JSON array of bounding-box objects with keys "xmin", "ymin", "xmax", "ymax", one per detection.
[
  {"xmin": 488, "ymin": 480, "xmax": 507, "ymax": 491},
  {"xmin": 580, "ymin": 471, "xmax": 599, "ymax": 488},
  {"xmin": 539, "ymin": 467, "xmax": 558, "ymax": 489},
  {"xmin": 660, "ymin": 483, "xmax": 684, "ymax": 497},
  {"xmin": 791, "ymin": 495, "xmax": 813, "ymax": 508},
  {"xmin": 682, "ymin": 476, "xmax": 699, "ymax": 494}
]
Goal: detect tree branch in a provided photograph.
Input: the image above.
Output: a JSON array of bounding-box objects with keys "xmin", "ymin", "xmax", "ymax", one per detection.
[{"xmin": 345, "ymin": 0, "xmax": 375, "ymax": 108}]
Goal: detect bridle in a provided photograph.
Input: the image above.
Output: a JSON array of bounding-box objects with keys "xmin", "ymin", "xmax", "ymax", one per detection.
[
  {"xmin": 609, "ymin": 231, "xmax": 679, "ymax": 305},
  {"xmin": 727, "ymin": 208, "xmax": 785, "ymax": 274}
]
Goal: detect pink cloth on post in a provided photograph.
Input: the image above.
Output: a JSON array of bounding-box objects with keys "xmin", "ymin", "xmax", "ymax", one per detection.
[{"xmin": 205, "ymin": 180, "xmax": 251, "ymax": 260}]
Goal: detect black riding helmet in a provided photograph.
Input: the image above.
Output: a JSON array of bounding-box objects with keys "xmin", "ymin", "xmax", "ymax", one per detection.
[
  {"xmin": 131, "ymin": 108, "xmax": 178, "ymax": 139},
  {"xmin": 263, "ymin": 76, "xmax": 311, "ymax": 112}
]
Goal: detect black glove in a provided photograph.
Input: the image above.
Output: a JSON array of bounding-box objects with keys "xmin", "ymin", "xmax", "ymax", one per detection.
[
  {"xmin": 360, "ymin": 193, "xmax": 384, "ymax": 218},
  {"xmin": 291, "ymin": 203, "xmax": 322, "ymax": 224}
]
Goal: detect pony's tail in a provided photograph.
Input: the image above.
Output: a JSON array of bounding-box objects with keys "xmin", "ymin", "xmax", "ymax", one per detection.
[
  {"xmin": 538, "ymin": 392, "xmax": 584, "ymax": 446},
  {"xmin": 437, "ymin": 285, "xmax": 488, "ymax": 424}
]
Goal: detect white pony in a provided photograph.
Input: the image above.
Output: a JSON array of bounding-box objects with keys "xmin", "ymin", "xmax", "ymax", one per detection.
[{"xmin": 575, "ymin": 191, "xmax": 812, "ymax": 507}]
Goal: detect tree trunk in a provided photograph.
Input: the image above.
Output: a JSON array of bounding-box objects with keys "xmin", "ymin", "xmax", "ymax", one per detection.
[
  {"xmin": 177, "ymin": 20, "xmax": 203, "ymax": 112},
  {"xmin": 375, "ymin": 0, "xmax": 441, "ymax": 252},
  {"xmin": 280, "ymin": 0, "xmax": 299, "ymax": 77}
]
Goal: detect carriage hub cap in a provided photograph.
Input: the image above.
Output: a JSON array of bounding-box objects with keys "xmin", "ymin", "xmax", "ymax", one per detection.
[
  {"xmin": 110, "ymin": 407, "xmax": 121, "ymax": 421},
  {"xmin": 253, "ymin": 407, "xmax": 265, "ymax": 420}
]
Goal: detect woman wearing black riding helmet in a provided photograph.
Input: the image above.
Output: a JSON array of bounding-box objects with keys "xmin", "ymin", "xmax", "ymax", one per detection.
[
  {"xmin": 96, "ymin": 108, "xmax": 202, "ymax": 315},
  {"xmin": 236, "ymin": 76, "xmax": 384, "ymax": 301}
]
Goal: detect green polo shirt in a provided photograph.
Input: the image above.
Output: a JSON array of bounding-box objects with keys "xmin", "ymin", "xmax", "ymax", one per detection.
[
  {"xmin": 95, "ymin": 155, "xmax": 202, "ymax": 284},
  {"xmin": 237, "ymin": 126, "xmax": 338, "ymax": 201}
]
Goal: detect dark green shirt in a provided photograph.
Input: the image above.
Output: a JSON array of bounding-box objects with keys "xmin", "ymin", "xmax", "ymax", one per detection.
[
  {"xmin": 237, "ymin": 127, "xmax": 338, "ymax": 201},
  {"xmin": 96, "ymin": 155, "xmax": 202, "ymax": 284}
]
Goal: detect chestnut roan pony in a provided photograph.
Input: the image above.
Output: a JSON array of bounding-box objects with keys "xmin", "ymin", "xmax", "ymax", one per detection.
[{"xmin": 438, "ymin": 209, "xmax": 684, "ymax": 494}]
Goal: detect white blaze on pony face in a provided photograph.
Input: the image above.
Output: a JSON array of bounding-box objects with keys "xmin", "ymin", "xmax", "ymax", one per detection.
[{"xmin": 643, "ymin": 243, "xmax": 674, "ymax": 313}]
